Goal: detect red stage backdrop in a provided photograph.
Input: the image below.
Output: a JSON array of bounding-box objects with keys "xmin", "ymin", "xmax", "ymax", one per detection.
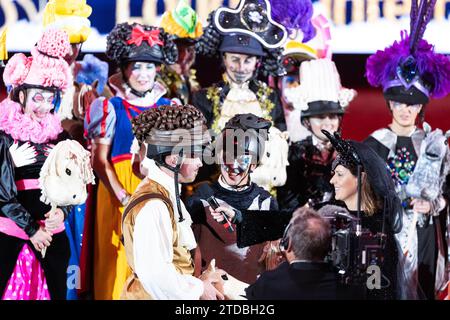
[{"xmin": 341, "ymin": 87, "xmax": 450, "ymax": 141}]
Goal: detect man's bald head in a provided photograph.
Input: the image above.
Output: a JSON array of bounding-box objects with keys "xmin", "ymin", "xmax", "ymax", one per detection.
[{"xmin": 287, "ymin": 207, "xmax": 331, "ymax": 261}]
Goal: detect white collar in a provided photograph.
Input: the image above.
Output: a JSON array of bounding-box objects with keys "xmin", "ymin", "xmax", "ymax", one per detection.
[
  {"xmin": 144, "ymin": 158, "xmax": 182, "ymax": 197},
  {"xmin": 143, "ymin": 158, "xmax": 196, "ymax": 250},
  {"xmin": 312, "ymin": 134, "xmax": 330, "ymax": 150},
  {"xmin": 389, "ymin": 125, "xmax": 417, "ymax": 137},
  {"xmin": 218, "ymin": 174, "xmax": 250, "ymax": 192},
  {"xmin": 109, "ymin": 73, "xmax": 167, "ymax": 107},
  {"xmin": 122, "ymin": 82, "xmax": 167, "ymax": 106}
]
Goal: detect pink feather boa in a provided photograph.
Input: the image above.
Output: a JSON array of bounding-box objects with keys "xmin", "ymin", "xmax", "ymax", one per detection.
[{"xmin": 0, "ymin": 98, "xmax": 63, "ymax": 144}]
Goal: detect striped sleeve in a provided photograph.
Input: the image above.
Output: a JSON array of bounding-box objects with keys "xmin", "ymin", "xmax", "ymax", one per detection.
[{"xmin": 84, "ymin": 97, "xmax": 116, "ymax": 144}]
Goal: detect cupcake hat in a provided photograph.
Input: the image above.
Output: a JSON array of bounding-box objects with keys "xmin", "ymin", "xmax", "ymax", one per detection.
[
  {"xmin": 3, "ymin": 28, "xmax": 73, "ymax": 92},
  {"xmin": 160, "ymin": 0, "xmax": 203, "ymax": 41},
  {"xmin": 43, "ymin": 0, "xmax": 92, "ymax": 44}
]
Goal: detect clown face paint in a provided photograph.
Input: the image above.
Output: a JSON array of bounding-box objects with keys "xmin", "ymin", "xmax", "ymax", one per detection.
[
  {"xmin": 223, "ymin": 53, "xmax": 258, "ymax": 84},
  {"xmin": 24, "ymin": 88, "xmax": 57, "ymax": 122},
  {"xmin": 281, "ymin": 74, "xmax": 300, "ymax": 105},
  {"xmin": 220, "ymin": 154, "xmax": 255, "ymax": 187},
  {"xmin": 125, "ymin": 62, "xmax": 157, "ymax": 93}
]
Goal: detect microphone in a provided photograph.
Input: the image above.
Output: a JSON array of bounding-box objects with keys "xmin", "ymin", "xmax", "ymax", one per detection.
[{"xmin": 207, "ymin": 196, "xmax": 234, "ymax": 233}]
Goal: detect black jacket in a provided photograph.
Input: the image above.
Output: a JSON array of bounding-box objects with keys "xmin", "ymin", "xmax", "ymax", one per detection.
[
  {"xmin": 277, "ymin": 136, "xmax": 337, "ymax": 211},
  {"xmin": 186, "ymin": 181, "xmax": 279, "ymax": 247},
  {"xmin": 246, "ymin": 261, "xmax": 357, "ymax": 300},
  {"xmin": 0, "ymin": 131, "xmax": 71, "ymax": 237}
]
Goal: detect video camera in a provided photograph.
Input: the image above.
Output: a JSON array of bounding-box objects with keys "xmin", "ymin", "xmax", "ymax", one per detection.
[{"xmin": 320, "ymin": 205, "xmax": 386, "ymax": 286}]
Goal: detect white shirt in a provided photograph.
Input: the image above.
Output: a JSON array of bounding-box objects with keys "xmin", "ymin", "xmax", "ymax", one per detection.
[
  {"xmin": 132, "ymin": 159, "xmax": 203, "ymax": 299},
  {"xmin": 312, "ymin": 134, "xmax": 331, "ymax": 151}
]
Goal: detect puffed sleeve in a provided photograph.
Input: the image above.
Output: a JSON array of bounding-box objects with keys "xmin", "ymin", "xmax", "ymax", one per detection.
[
  {"xmin": 130, "ymin": 137, "xmax": 140, "ymax": 155},
  {"xmin": 156, "ymin": 97, "xmax": 172, "ymax": 106},
  {"xmin": 0, "ymin": 134, "xmax": 39, "ymax": 237},
  {"xmin": 84, "ymin": 97, "xmax": 116, "ymax": 144}
]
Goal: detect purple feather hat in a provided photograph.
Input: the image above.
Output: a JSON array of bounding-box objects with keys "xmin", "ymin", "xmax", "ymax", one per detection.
[
  {"xmin": 269, "ymin": 0, "xmax": 315, "ymax": 42},
  {"xmin": 365, "ymin": 0, "xmax": 450, "ymax": 104}
]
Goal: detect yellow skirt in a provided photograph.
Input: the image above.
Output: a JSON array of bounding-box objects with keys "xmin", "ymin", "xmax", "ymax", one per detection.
[{"xmin": 93, "ymin": 159, "xmax": 142, "ymax": 300}]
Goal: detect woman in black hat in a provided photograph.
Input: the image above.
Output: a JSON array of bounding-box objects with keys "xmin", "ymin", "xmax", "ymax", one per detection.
[{"xmin": 323, "ymin": 130, "xmax": 404, "ymax": 300}]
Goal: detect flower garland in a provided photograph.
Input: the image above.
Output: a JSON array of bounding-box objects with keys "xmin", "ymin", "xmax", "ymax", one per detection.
[{"xmin": 208, "ymin": 79, "xmax": 275, "ymax": 133}]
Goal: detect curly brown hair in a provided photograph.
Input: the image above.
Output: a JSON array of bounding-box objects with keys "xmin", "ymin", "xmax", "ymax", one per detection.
[{"xmin": 132, "ymin": 104, "xmax": 206, "ymax": 143}]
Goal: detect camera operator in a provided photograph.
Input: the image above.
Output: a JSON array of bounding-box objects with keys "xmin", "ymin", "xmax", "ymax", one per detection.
[{"xmin": 245, "ymin": 207, "xmax": 356, "ymax": 300}]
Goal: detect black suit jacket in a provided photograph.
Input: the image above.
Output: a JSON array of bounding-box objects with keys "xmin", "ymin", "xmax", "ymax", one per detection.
[{"xmin": 245, "ymin": 261, "xmax": 359, "ymax": 300}]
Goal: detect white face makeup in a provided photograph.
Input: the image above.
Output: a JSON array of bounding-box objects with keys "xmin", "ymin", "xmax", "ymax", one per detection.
[
  {"xmin": 219, "ymin": 153, "xmax": 255, "ymax": 187},
  {"xmin": 389, "ymin": 101, "xmax": 422, "ymax": 128},
  {"xmin": 125, "ymin": 62, "xmax": 157, "ymax": 93},
  {"xmin": 223, "ymin": 53, "xmax": 258, "ymax": 84},
  {"xmin": 308, "ymin": 114, "xmax": 340, "ymax": 141},
  {"xmin": 282, "ymin": 74, "xmax": 300, "ymax": 90},
  {"xmin": 24, "ymin": 88, "xmax": 56, "ymax": 122},
  {"xmin": 220, "ymin": 163, "xmax": 255, "ymax": 187}
]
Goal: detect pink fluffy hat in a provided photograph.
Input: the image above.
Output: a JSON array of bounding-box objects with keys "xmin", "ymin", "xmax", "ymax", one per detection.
[{"xmin": 3, "ymin": 28, "xmax": 73, "ymax": 92}]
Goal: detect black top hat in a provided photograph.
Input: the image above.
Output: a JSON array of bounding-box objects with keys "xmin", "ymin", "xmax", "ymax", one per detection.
[{"xmin": 301, "ymin": 101, "xmax": 346, "ymax": 118}]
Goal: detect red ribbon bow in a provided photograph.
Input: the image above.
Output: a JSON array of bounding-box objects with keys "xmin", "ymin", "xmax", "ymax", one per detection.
[{"xmin": 127, "ymin": 26, "xmax": 164, "ymax": 47}]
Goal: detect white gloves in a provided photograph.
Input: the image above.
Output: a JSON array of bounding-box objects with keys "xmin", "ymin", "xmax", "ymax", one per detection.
[{"xmin": 9, "ymin": 142, "xmax": 37, "ymax": 168}]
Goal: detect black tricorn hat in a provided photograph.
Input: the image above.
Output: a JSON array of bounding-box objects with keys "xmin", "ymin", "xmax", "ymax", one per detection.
[
  {"xmin": 219, "ymin": 33, "xmax": 265, "ymax": 56},
  {"xmin": 214, "ymin": 0, "xmax": 287, "ymax": 49}
]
